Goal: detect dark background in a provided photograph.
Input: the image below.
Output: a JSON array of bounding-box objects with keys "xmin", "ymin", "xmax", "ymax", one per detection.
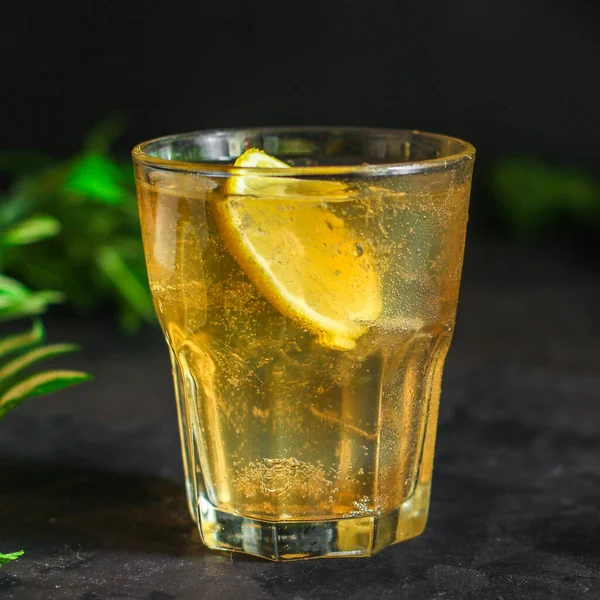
[
  {"xmin": 5, "ymin": 0, "xmax": 600, "ymax": 177},
  {"xmin": 2, "ymin": 3, "xmax": 600, "ymax": 598}
]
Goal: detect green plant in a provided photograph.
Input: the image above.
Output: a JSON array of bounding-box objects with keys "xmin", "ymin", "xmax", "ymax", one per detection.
[
  {"xmin": 490, "ymin": 157, "xmax": 600, "ymax": 236},
  {"xmin": 0, "ymin": 550, "xmax": 23, "ymax": 567},
  {"xmin": 0, "ymin": 204, "xmax": 91, "ymax": 420},
  {"xmin": 0, "ymin": 170, "xmax": 93, "ymax": 570},
  {"xmin": 1, "ymin": 115, "xmax": 154, "ymax": 333},
  {"xmin": 0, "ymin": 311, "xmax": 90, "ymax": 419}
]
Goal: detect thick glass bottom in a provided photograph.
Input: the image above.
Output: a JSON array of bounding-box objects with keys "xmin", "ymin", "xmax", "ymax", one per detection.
[{"xmin": 195, "ymin": 482, "xmax": 430, "ymax": 561}]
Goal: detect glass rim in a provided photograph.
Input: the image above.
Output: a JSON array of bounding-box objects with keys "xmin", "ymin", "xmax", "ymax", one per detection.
[{"xmin": 132, "ymin": 126, "xmax": 475, "ymax": 177}]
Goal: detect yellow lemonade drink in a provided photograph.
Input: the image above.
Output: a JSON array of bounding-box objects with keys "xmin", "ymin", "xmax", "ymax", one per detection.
[{"xmin": 134, "ymin": 129, "xmax": 474, "ymax": 560}]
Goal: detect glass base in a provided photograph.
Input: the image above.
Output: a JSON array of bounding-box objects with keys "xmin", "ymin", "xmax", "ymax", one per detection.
[{"xmin": 195, "ymin": 484, "xmax": 430, "ymax": 561}]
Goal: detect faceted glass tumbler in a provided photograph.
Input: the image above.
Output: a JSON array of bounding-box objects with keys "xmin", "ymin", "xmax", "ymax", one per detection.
[{"xmin": 133, "ymin": 128, "xmax": 475, "ymax": 560}]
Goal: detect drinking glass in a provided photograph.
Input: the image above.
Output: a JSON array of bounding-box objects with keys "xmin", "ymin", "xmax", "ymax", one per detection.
[{"xmin": 132, "ymin": 128, "xmax": 475, "ymax": 560}]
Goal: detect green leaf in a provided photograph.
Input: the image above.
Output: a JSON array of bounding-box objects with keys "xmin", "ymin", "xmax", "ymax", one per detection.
[
  {"xmin": 2, "ymin": 214, "xmax": 61, "ymax": 246},
  {"xmin": 0, "ymin": 274, "xmax": 29, "ymax": 298},
  {"xmin": 65, "ymin": 153, "xmax": 126, "ymax": 204},
  {"xmin": 0, "ymin": 370, "xmax": 92, "ymax": 419},
  {"xmin": 0, "ymin": 343, "xmax": 79, "ymax": 385},
  {"xmin": 0, "ymin": 550, "xmax": 24, "ymax": 567},
  {"xmin": 96, "ymin": 246, "xmax": 154, "ymax": 322},
  {"xmin": 0, "ymin": 320, "xmax": 44, "ymax": 359},
  {"xmin": 0, "ymin": 290, "xmax": 64, "ymax": 322}
]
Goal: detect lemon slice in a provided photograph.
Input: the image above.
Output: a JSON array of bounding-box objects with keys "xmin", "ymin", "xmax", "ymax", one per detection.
[
  {"xmin": 225, "ymin": 148, "xmax": 347, "ymax": 199},
  {"xmin": 214, "ymin": 149, "xmax": 381, "ymax": 350}
]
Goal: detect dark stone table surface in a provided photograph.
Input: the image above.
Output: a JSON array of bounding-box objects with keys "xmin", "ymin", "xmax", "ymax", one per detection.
[{"xmin": 1, "ymin": 239, "xmax": 599, "ymax": 599}]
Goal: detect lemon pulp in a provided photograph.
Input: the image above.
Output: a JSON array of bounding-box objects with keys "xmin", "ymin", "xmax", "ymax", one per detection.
[{"xmin": 213, "ymin": 149, "xmax": 381, "ymax": 350}]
